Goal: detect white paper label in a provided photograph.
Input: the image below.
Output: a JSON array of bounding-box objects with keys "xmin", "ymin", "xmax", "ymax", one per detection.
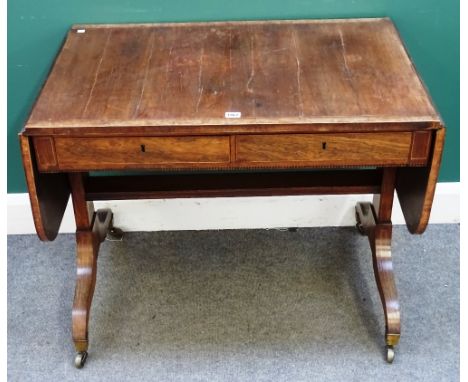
[
  {"xmin": 224, "ymin": 111, "xmax": 241, "ymax": 118},
  {"xmin": 76, "ymin": 29, "xmax": 86, "ymax": 33}
]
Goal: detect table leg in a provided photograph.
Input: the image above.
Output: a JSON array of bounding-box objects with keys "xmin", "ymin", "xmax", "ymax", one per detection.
[
  {"xmin": 69, "ymin": 173, "xmax": 113, "ymax": 368},
  {"xmin": 355, "ymin": 168, "xmax": 400, "ymax": 363}
]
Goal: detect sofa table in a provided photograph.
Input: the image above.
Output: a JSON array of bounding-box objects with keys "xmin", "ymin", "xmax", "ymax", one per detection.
[{"xmin": 19, "ymin": 18, "xmax": 445, "ymax": 367}]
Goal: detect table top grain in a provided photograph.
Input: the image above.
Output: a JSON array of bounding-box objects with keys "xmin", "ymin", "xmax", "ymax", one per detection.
[{"xmin": 25, "ymin": 18, "xmax": 441, "ymax": 131}]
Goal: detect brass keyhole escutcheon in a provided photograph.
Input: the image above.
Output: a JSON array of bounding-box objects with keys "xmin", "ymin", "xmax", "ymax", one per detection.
[
  {"xmin": 322, "ymin": 142, "xmax": 327, "ymax": 150},
  {"xmin": 140, "ymin": 144, "xmax": 146, "ymax": 153}
]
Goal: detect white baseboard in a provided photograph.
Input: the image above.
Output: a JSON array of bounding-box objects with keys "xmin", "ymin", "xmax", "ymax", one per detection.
[{"xmin": 7, "ymin": 182, "xmax": 459, "ymax": 235}]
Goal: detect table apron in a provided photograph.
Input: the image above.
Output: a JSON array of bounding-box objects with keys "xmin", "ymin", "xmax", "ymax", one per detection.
[{"xmin": 32, "ymin": 131, "xmax": 432, "ymax": 172}]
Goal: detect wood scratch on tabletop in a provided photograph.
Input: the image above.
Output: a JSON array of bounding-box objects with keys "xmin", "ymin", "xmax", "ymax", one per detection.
[
  {"xmin": 195, "ymin": 44, "xmax": 205, "ymax": 112},
  {"xmin": 338, "ymin": 28, "xmax": 361, "ymax": 110},
  {"xmin": 133, "ymin": 30, "xmax": 156, "ymax": 118},
  {"xmin": 228, "ymin": 29, "xmax": 233, "ymax": 110},
  {"xmin": 229, "ymin": 29, "xmax": 233, "ymax": 71},
  {"xmin": 292, "ymin": 29, "xmax": 304, "ymax": 117},
  {"xmin": 82, "ymin": 31, "xmax": 112, "ymax": 117},
  {"xmin": 339, "ymin": 29, "xmax": 351, "ymax": 78},
  {"xmin": 246, "ymin": 35, "xmax": 255, "ymax": 93},
  {"xmin": 159, "ymin": 45, "xmax": 173, "ymax": 104}
]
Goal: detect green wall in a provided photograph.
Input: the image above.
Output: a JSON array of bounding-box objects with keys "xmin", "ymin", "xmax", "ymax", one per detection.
[{"xmin": 8, "ymin": 0, "xmax": 459, "ymax": 192}]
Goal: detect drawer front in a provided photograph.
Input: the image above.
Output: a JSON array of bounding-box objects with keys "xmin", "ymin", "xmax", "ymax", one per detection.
[
  {"xmin": 54, "ymin": 136, "xmax": 230, "ymax": 170},
  {"xmin": 236, "ymin": 132, "xmax": 413, "ymax": 166}
]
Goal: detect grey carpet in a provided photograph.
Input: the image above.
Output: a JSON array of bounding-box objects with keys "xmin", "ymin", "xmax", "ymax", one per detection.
[{"xmin": 8, "ymin": 225, "xmax": 459, "ymax": 382}]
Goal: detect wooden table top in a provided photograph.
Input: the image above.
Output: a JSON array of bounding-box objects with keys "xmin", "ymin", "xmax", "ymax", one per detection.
[{"xmin": 25, "ymin": 18, "xmax": 441, "ymax": 133}]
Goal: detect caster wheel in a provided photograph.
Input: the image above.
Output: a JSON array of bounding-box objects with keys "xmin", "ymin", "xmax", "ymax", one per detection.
[
  {"xmin": 386, "ymin": 345, "xmax": 395, "ymax": 364},
  {"xmin": 74, "ymin": 351, "xmax": 88, "ymax": 369},
  {"xmin": 356, "ymin": 222, "xmax": 365, "ymax": 235},
  {"xmin": 107, "ymin": 226, "xmax": 124, "ymax": 241},
  {"xmin": 355, "ymin": 209, "xmax": 365, "ymax": 236}
]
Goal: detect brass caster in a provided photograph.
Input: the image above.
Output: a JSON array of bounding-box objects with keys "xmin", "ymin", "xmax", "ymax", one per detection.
[
  {"xmin": 356, "ymin": 222, "xmax": 365, "ymax": 235},
  {"xmin": 106, "ymin": 217, "xmax": 124, "ymax": 241},
  {"xmin": 386, "ymin": 345, "xmax": 395, "ymax": 364},
  {"xmin": 74, "ymin": 351, "xmax": 88, "ymax": 369}
]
